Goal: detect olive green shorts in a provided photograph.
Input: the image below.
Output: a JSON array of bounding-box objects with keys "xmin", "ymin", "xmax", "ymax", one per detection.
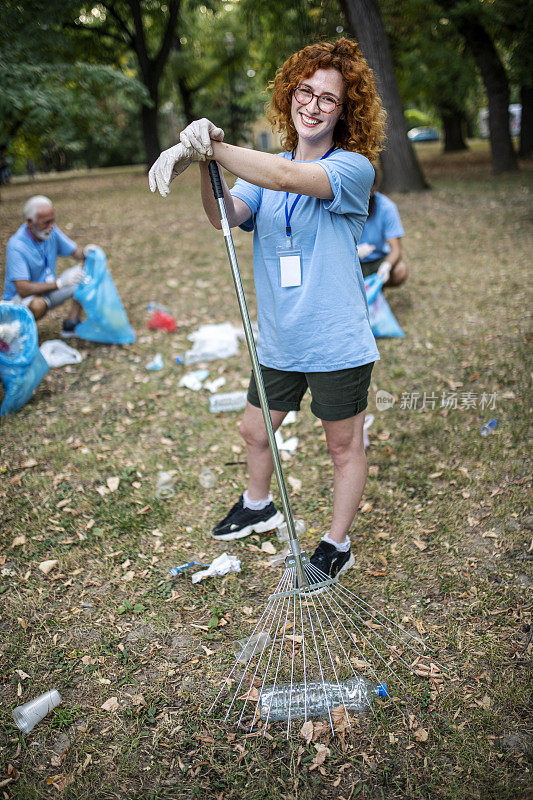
[{"xmin": 247, "ymin": 362, "xmax": 374, "ymax": 422}]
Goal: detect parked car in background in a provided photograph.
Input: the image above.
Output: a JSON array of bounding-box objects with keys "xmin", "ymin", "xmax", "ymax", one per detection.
[
  {"xmin": 478, "ymin": 104, "xmax": 521, "ymax": 138},
  {"xmin": 407, "ymin": 126, "xmax": 439, "ymax": 142}
]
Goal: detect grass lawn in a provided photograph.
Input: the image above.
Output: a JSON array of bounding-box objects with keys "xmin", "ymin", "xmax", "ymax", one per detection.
[{"xmin": 0, "ymin": 144, "xmax": 531, "ymax": 799}]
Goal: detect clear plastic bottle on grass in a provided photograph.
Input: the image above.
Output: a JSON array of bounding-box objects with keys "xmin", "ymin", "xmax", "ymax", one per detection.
[{"xmin": 259, "ymin": 676, "xmax": 387, "ymax": 721}]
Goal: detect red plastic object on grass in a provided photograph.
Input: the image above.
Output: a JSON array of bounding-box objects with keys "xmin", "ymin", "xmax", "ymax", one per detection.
[{"xmin": 147, "ymin": 310, "xmax": 177, "ymax": 332}]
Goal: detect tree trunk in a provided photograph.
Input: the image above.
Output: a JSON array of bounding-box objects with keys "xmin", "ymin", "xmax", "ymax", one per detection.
[
  {"xmin": 439, "ymin": 2, "xmax": 518, "ymax": 173},
  {"xmin": 141, "ymin": 94, "xmax": 162, "ymax": 167},
  {"xmin": 519, "ymin": 84, "xmax": 532, "ymax": 159},
  {"xmin": 440, "ymin": 108, "xmax": 468, "ymax": 152},
  {"xmin": 176, "ymin": 77, "xmax": 196, "ymax": 126},
  {"xmin": 340, "ymin": 0, "xmax": 428, "ymax": 192}
]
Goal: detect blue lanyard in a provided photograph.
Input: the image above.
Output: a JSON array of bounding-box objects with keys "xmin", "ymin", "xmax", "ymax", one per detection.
[
  {"xmin": 25, "ymin": 226, "xmax": 49, "ymax": 273},
  {"xmin": 284, "ymin": 146, "xmax": 336, "ymax": 238}
]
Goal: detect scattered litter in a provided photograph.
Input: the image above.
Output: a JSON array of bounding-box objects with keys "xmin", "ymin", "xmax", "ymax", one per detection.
[
  {"xmin": 363, "ymin": 413, "xmax": 374, "ymax": 450},
  {"xmin": 147, "ymin": 302, "xmax": 169, "ymax": 314},
  {"xmin": 276, "ymin": 518, "xmax": 305, "ymax": 543},
  {"xmin": 269, "ymin": 547, "xmax": 290, "ymax": 567},
  {"xmin": 480, "ymin": 418, "xmax": 498, "ymax": 437},
  {"xmin": 184, "ymin": 322, "xmax": 240, "ymax": 364},
  {"xmin": 175, "ymin": 356, "xmax": 182, "ymax": 365},
  {"xmin": 199, "ymin": 467, "xmax": 216, "ymax": 489},
  {"xmin": 275, "ymin": 430, "xmax": 298, "ymax": 453},
  {"xmin": 233, "ymin": 631, "xmax": 271, "ymax": 662},
  {"xmin": 147, "ymin": 310, "xmax": 177, "ymax": 332},
  {"xmin": 39, "ymin": 340, "xmax": 83, "ymax": 368},
  {"xmin": 282, "ymin": 410, "xmax": 297, "ymax": 425},
  {"xmin": 155, "ymin": 471, "xmax": 175, "ymax": 499},
  {"xmin": 204, "ymin": 376, "xmax": 226, "ymax": 393},
  {"xmin": 209, "ymin": 391, "xmax": 247, "ymax": 413},
  {"xmin": 178, "ymin": 369, "xmax": 209, "ymax": 391},
  {"xmin": 12, "ymin": 690, "xmax": 61, "ymax": 733},
  {"xmin": 169, "ymin": 560, "xmax": 209, "ymax": 576},
  {"xmin": 191, "ymin": 553, "xmax": 241, "ymax": 584},
  {"xmin": 39, "ymin": 559, "xmax": 58, "ymax": 575},
  {"xmin": 146, "ymin": 353, "xmax": 164, "ymax": 371}
]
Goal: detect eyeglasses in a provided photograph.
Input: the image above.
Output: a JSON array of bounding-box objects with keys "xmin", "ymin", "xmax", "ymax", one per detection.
[{"xmin": 293, "ymin": 85, "xmax": 343, "ymax": 114}]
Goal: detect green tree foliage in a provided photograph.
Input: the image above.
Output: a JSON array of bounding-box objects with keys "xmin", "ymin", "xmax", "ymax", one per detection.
[
  {"xmin": 0, "ymin": 1, "xmax": 145, "ymax": 171},
  {"xmin": 382, "ymin": 0, "xmax": 478, "ymax": 151}
]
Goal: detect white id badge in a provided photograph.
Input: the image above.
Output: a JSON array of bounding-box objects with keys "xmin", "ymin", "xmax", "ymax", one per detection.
[{"xmin": 277, "ymin": 241, "xmax": 302, "ymax": 288}]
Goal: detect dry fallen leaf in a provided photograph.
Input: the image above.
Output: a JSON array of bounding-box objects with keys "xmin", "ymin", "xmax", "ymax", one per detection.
[
  {"xmin": 96, "ymin": 486, "xmax": 109, "ymax": 497},
  {"xmin": 288, "ymin": 476, "xmax": 302, "ymax": 493},
  {"xmin": 310, "ymin": 743, "xmax": 330, "ymax": 769},
  {"xmin": 11, "ymin": 535, "xmax": 26, "ymax": 548},
  {"xmin": 101, "ymin": 696, "xmax": 120, "ymax": 712},
  {"xmin": 106, "ymin": 476, "xmax": 120, "ymax": 492},
  {"xmin": 413, "ymin": 727, "xmax": 429, "ymax": 742},
  {"xmin": 412, "ymin": 538, "xmax": 428, "ymax": 551},
  {"xmin": 39, "ymin": 559, "xmax": 59, "ymax": 575},
  {"xmin": 261, "ymin": 541, "xmax": 277, "ymax": 555},
  {"xmin": 300, "ymin": 720, "xmax": 314, "ymax": 745}
]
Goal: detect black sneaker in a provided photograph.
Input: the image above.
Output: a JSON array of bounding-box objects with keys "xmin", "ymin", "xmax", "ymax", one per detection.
[
  {"xmin": 211, "ymin": 495, "xmax": 284, "ymax": 541},
  {"xmin": 308, "ymin": 540, "xmax": 355, "ymax": 584},
  {"xmin": 61, "ymin": 317, "xmax": 81, "ymax": 338}
]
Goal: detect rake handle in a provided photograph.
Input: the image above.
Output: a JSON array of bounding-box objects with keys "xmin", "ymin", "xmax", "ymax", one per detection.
[{"xmin": 207, "ymin": 160, "xmax": 308, "ymax": 587}]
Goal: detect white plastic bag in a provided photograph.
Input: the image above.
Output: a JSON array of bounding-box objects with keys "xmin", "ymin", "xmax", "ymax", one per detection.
[{"xmin": 39, "ymin": 340, "xmax": 83, "ymax": 368}]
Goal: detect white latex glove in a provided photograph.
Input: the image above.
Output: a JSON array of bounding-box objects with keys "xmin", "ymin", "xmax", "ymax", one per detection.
[
  {"xmin": 148, "ymin": 142, "xmax": 194, "ymax": 198},
  {"xmin": 377, "ymin": 260, "xmax": 392, "ymax": 282},
  {"xmin": 56, "ymin": 264, "xmax": 84, "ymax": 289},
  {"xmin": 83, "ymin": 244, "xmax": 99, "ymax": 258},
  {"xmin": 180, "ymin": 118, "xmax": 224, "ymax": 159},
  {"xmin": 357, "ymin": 243, "xmax": 375, "ymax": 259}
]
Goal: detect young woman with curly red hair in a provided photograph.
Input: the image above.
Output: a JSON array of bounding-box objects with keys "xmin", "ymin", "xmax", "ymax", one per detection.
[{"xmin": 149, "ymin": 38, "xmax": 386, "ymax": 583}]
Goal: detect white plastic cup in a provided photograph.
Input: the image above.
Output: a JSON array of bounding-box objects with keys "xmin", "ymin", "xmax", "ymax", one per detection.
[
  {"xmin": 199, "ymin": 468, "xmax": 216, "ymax": 489},
  {"xmin": 233, "ymin": 632, "xmax": 271, "ymax": 662},
  {"xmin": 155, "ymin": 471, "xmax": 175, "ymax": 499},
  {"xmin": 12, "ymin": 690, "xmax": 62, "ymax": 733}
]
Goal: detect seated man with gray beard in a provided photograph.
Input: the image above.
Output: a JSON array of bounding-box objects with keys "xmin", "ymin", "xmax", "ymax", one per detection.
[{"xmin": 2, "ymin": 195, "xmax": 96, "ymax": 337}]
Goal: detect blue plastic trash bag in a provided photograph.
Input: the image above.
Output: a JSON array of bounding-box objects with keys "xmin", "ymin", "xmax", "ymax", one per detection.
[
  {"xmin": 0, "ymin": 303, "xmax": 49, "ymax": 416},
  {"xmin": 364, "ymin": 274, "xmax": 405, "ymax": 338},
  {"xmin": 74, "ymin": 247, "xmax": 135, "ymax": 345}
]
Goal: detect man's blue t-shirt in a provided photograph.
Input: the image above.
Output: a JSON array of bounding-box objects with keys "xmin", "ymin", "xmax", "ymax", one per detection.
[
  {"xmin": 230, "ymin": 149, "xmax": 379, "ymax": 372},
  {"xmin": 358, "ymin": 191, "xmax": 404, "ymax": 262},
  {"xmin": 3, "ymin": 224, "xmax": 77, "ymax": 301}
]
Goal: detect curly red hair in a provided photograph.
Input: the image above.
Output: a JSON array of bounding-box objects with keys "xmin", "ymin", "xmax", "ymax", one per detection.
[{"xmin": 266, "ymin": 38, "xmax": 385, "ymax": 162}]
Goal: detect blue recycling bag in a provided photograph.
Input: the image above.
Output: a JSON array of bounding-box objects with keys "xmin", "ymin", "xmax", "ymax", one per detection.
[
  {"xmin": 0, "ymin": 303, "xmax": 49, "ymax": 416},
  {"xmin": 74, "ymin": 247, "xmax": 135, "ymax": 345},
  {"xmin": 364, "ymin": 274, "xmax": 405, "ymax": 338}
]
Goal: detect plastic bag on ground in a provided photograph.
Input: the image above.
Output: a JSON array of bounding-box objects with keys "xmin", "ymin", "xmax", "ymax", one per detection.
[
  {"xmin": 0, "ymin": 303, "xmax": 49, "ymax": 416},
  {"xmin": 364, "ymin": 274, "xmax": 405, "ymax": 338},
  {"xmin": 184, "ymin": 322, "xmax": 240, "ymax": 364},
  {"xmin": 40, "ymin": 339, "xmax": 82, "ymax": 368},
  {"xmin": 73, "ymin": 247, "xmax": 135, "ymax": 345},
  {"xmin": 191, "ymin": 553, "xmax": 241, "ymax": 583}
]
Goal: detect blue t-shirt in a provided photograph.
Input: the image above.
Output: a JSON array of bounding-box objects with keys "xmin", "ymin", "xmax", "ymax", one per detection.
[
  {"xmin": 230, "ymin": 149, "xmax": 379, "ymax": 372},
  {"xmin": 358, "ymin": 191, "xmax": 404, "ymax": 262},
  {"xmin": 3, "ymin": 224, "xmax": 77, "ymax": 301}
]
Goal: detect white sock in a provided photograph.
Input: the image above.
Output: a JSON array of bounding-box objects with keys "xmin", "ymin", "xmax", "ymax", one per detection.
[
  {"xmin": 321, "ymin": 533, "xmax": 350, "ymax": 552},
  {"xmin": 243, "ymin": 490, "xmax": 273, "ymax": 511}
]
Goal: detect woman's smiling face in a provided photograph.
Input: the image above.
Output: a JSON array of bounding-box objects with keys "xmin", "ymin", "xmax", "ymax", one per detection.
[{"xmin": 290, "ymin": 67, "xmax": 345, "ymax": 153}]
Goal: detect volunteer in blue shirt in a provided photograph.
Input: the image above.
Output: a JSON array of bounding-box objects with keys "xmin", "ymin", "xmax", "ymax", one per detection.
[
  {"xmin": 149, "ymin": 38, "xmax": 385, "ymax": 582},
  {"xmin": 357, "ymin": 176, "xmax": 407, "ymax": 288},
  {"xmin": 3, "ymin": 195, "xmax": 95, "ymax": 336}
]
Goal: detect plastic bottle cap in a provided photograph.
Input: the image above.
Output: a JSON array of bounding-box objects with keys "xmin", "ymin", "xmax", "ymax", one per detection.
[{"xmin": 378, "ymin": 683, "xmax": 387, "ymax": 697}]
